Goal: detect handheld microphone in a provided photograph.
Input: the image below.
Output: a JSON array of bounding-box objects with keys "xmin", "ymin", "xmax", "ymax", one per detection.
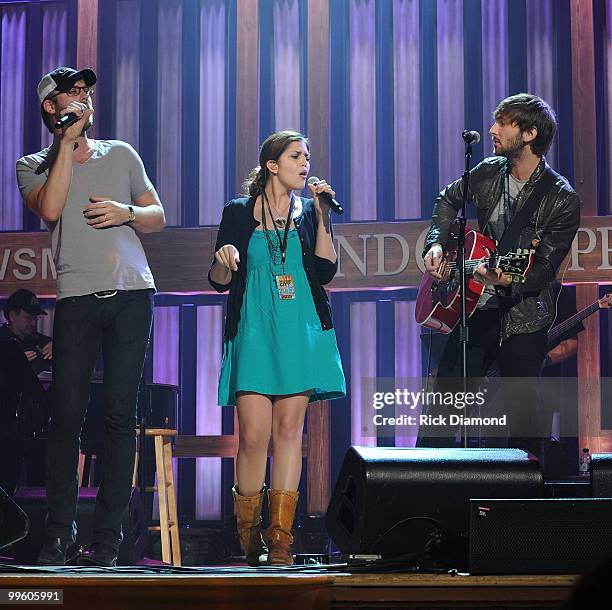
[
  {"xmin": 462, "ymin": 130, "xmax": 481, "ymax": 145},
  {"xmin": 54, "ymin": 113, "xmax": 79, "ymax": 130},
  {"xmin": 307, "ymin": 176, "xmax": 344, "ymax": 215}
]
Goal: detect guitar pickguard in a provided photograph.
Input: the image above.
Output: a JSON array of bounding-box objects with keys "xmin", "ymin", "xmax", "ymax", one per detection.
[{"xmin": 431, "ymin": 278, "xmax": 459, "ymax": 308}]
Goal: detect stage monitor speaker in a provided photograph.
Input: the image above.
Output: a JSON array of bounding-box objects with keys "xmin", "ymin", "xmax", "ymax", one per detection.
[
  {"xmin": 0, "ymin": 486, "xmax": 29, "ymax": 549},
  {"xmin": 469, "ymin": 498, "xmax": 612, "ymax": 574},
  {"xmin": 11, "ymin": 487, "xmax": 147, "ymax": 565},
  {"xmin": 591, "ymin": 453, "xmax": 612, "ymax": 497},
  {"xmin": 325, "ymin": 447, "xmax": 543, "ymax": 562}
]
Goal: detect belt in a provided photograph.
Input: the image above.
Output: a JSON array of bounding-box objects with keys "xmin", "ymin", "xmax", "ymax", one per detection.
[{"xmin": 93, "ymin": 290, "xmax": 119, "ymax": 299}]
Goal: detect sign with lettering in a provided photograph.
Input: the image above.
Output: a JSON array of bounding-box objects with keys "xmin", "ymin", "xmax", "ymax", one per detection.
[{"xmin": 1, "ymin": 217, "xmax": 610, "ymax": 297}]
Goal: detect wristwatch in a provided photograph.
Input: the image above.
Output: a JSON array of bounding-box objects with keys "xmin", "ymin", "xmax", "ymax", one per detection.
[{"xmin": 126, "ymin": 205, "xmax": 136, "ymax": 224}]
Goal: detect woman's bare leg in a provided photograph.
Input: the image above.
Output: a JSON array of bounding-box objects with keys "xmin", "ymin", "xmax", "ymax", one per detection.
[
  {"xmin": 270, "ymin": 392, "xmax": 310, "ymax": 491},
  {"xmin": 235, "ymin": 392, "xmax": 272, "ymax": 497}
]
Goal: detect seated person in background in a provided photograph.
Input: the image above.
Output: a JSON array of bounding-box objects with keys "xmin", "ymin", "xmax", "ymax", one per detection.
[
  {"xmin": 0, "ymin": 288, "xmax": 52, "ymax": 375},
  {"xmin": 0, "ymin": 289, "xmax": 51, "ymax": 496}
]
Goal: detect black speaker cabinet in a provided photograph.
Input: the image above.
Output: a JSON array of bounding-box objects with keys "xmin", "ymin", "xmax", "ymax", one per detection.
[
  {"xmin": 469, "ymin": 498, "xmax": 612, "ymax": 574},
  {"xmin": 11, "ymin": 487, "xmax": 147, "ymax": 565},
  {"xmin": 326, "ymin": 447, "xmax": 543, "ymax": 559},
  {"xmin": 591, "ymin": 453, "xmax": 612, "ymax": 497}
]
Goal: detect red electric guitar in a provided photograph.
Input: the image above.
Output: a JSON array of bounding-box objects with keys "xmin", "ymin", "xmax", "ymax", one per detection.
[{"xmin": 415, "ymin": 229, "xmax": 534, "ymax": 334}]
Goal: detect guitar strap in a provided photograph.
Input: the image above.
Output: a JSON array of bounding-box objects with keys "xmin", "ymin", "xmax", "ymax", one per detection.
[{"xmin": 496, "ymin": 164, "xmax": 558, "ymax": 255}]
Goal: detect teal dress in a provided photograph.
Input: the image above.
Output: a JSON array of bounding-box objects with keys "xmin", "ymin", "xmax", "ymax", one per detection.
[{"xmin": 218, "ymin": 227, "xmax": 346, "ymax": 406}]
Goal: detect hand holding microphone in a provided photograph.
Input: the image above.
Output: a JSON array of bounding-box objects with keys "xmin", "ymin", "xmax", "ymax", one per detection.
[
  {"xmin": 54, "ymin": 113, "xmax": 79, "ymax": 130},
  {"xmin": 307, "ymin": 176, "xmax": 344, "ymax": 215},
  {"xmin": 55, "ymin": 101, "xmax": 93, "ymax": 136}
]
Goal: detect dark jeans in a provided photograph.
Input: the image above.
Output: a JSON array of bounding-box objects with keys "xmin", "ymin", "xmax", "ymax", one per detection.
[
  {"xmin": 46, "ymin": 289, "xmax": 153, "ymax": 550},
  {"xmin": 419, "ymin": 308, "xmax": 548, "ymax": 452}
]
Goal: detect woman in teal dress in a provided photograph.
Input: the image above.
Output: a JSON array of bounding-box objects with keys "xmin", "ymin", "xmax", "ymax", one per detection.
[{"xmin": 208, "ymin": 130, "xmax": 345, "ymax": 566}]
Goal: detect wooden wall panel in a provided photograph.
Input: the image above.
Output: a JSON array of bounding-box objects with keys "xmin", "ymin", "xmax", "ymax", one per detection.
[
  {"xmin": 235, "ymin": 0, "xmax": 259, "ymax": 196},
  {"xmin": 307, "ymin": 0, "xmax": 330, "ymax": 182},
  {"xmin": 570, "ymin": 0, "xmax": 603, "ymax": 454}
]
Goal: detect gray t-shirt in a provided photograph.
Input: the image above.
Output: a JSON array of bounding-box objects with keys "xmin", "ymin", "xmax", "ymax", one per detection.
[
  {"xmin": 16, "ymin": 139, "xmax": 156, "ymax": 300},
  {"xmin": 477, "ymin": 173, "xmax": 528, "ymax": 309}
]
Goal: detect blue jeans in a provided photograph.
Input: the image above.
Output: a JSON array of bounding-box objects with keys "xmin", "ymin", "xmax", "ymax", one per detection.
[{"xmin": 46, "ymin": 289, "xmax": 153, "ymax": 550}]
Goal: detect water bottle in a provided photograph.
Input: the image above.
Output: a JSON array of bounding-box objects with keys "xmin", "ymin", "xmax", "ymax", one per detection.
[{"xmin": 579, "ymin": 448, "xmax": 591, "ymax": 477}]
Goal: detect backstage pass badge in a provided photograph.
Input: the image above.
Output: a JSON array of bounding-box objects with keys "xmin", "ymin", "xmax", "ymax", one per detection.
[{"xmin": 275, "ymin": 274, "xmax": 296, "ymax": 300}]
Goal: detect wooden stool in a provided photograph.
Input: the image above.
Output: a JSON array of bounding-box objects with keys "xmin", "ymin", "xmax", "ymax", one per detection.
[{"xmin": 145, "ymin": 428, "xmax": 181, "ymax": 566}]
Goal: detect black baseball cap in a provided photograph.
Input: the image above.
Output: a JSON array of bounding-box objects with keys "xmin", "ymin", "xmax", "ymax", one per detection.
[
  {"xmin": 4, "ymin": 289, "xmax": 47, "ymax": 317},
  {"xmin": 38, "ymin": 66, "xmax": 97, "ymax": 104}
]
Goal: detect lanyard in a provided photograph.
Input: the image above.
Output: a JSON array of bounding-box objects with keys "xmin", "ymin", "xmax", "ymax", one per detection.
[{"xmin": 262, "ymin": 192, "xmax": 294, "ymax": 266}]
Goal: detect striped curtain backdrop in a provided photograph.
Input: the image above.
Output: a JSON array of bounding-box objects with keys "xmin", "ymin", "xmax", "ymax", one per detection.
[
  {"xmin": 0, "ymin": 0, "xmax": 75, "ymax": 231},
  {"xmin": 0, "ymin": 4, "xmax": 26, "ymax": 231},
  {"xmin": 0, "ymin": 0, "xmax": 595, "ymax": 229},
  {"xmin": 0, "ymin": 0, "xmax": 608, "ymax": 522},
  {"xmin": 89, "ymin": 0, "xmax": 574, "ymax": 230}
]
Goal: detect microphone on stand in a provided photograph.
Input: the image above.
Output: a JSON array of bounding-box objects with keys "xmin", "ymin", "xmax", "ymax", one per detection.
[
  {"xmin": 307, "ymin": 176, "xmax": 344, "ymax": 215},
  {"xmin": 462, "ymin": 130, "xmax": 481, "ymax": 145}
]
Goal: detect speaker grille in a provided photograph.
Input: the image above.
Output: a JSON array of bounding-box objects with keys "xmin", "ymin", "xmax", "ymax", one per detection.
[
  {"xmin": 469, "ymin": 498, "xmax": 612, "ymax": 574},
  {"xmin": 592, "ymin": 454, "xmax": 612, "ymax": 497}
]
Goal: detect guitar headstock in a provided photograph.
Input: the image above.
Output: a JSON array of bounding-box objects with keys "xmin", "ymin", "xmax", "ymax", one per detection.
[
  {"xmin": 489, "ymin": 249, "xmax": 535, "ymax": 283},
  {"xmin": 598, "ymin": 292, "xmax": 612, "ymax": 309}
]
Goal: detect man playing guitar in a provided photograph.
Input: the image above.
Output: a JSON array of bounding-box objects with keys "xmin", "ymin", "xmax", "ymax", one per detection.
[{"xmin": 419, "ymin": 94, "xmax": 580, "ymax": 453}]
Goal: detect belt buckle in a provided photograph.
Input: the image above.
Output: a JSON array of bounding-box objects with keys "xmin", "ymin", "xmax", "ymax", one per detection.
[{"xmin": 94, "ymin": 290, "xmax": 118, "ymax": 299}]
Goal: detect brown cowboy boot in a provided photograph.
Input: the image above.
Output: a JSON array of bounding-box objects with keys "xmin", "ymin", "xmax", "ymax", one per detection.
[
  {"xmin": 232, "ymin": 485, "xmax": 268, "ymax": 566},
  {"xmin": 265, "ymin": 489, "xmax": 299, "ymax": 566}
]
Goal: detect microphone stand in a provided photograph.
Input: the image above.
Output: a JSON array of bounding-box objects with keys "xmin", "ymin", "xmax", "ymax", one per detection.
[{"xmin": 457, "ymin": 139, "xmax": 474, "ymax": 448}]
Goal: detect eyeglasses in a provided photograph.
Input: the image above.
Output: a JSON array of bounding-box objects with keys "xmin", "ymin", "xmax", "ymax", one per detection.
[{"xmin": 50, "ymin": 85, "xmax": 94, "ymax": 98}]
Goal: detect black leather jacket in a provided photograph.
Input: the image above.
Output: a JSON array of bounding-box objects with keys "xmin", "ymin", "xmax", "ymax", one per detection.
[{"xmin": 423, "ymin": 156, "xmax": 581, "ymax": 341}]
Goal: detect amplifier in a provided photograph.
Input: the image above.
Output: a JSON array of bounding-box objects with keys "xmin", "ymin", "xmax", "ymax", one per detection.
[
  {"xmin": 469, "ymin": 497, "xmax": 612, "ymax": 574},
  {"xmin": 326, "ymin": 447, "xmax": 543, "ymax": 561}
]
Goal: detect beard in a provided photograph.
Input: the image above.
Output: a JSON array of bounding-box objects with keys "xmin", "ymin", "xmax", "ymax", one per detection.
[
  {"xmin": 81, "ymin": 113, "xmax": 94, "ymax": 135},
  {"xmin": 497, "ymin": 133, "xmax": 527, "ymax": 161}
]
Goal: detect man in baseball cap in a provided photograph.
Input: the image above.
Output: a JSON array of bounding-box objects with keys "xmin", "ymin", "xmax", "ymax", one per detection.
[
  {"xmin": 0, "ymin": 289, "xmax": 52, "ymax": 373},
  {"xmin": 37, "ymin": 67, "xmax": 96, "ymax": 133},
  {"xmin": 16, "ymin": 66, "xmax": 165, "ymax": 568},
  {"xmin": 0, "ymin": 289, "xmax": 51, "ymax": 498},
  {"xmin": 4, "ymin": 288, "xmax": 47, "ymax": 317}
]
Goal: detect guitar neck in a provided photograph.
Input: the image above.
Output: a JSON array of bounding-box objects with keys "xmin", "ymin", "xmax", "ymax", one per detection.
[
  {"xmin": 451, "ymin": 257, "xmax": 524, "ymax": 277},
  {"xmin": 547, "ymin": 301, "xmax": 599, "ymax": 345}
]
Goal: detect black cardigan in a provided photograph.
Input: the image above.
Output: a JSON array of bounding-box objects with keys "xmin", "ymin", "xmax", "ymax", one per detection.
[{"xmin": 208, "ymin": 196, "xmax": 338, "ymax": 341}]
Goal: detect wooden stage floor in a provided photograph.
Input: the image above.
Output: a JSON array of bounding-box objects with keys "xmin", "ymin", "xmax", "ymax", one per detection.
[{"xmin": 0, "ymin": 566, "xmax": 578, "ymax": 609}]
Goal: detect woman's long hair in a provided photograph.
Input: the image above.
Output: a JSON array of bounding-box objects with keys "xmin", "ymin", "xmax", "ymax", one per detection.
[{"xmin": 242, "ymin": 130, "xmax": 309, "ymax": 197}]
